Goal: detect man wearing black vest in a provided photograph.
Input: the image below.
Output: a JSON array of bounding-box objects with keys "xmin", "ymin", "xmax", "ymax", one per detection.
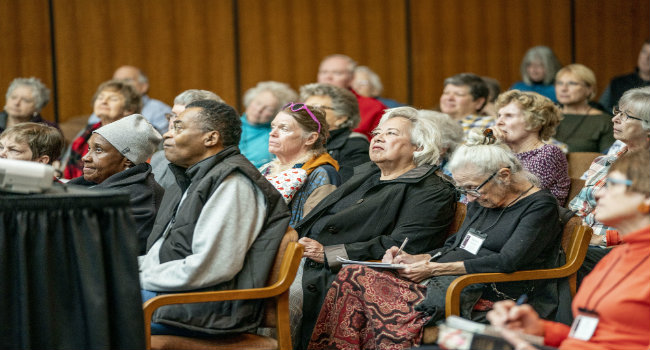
[{"xmin": 139, "ymin": 100, "xmax": 290, "ymax": 336}]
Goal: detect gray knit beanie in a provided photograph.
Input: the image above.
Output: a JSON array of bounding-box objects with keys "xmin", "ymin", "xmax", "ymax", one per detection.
[{"xmin": 94, "ymin": 114, "xmax": 162, "ymax": 164}]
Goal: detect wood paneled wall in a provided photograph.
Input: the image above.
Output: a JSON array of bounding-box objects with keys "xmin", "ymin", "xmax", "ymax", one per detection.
[{"xmin": 1, "ymin": 0, "xmax": 648, "ymax": 124}]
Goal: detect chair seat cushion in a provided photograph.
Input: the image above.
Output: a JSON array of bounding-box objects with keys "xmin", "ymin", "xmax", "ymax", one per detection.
[{"xmin": 151, "ymin": 333, "xmax": 278, "ymax": 350}]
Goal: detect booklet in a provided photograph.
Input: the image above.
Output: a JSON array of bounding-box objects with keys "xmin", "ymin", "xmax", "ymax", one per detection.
[
  {"xmin": 437, "ymin": 316, "xmax": 544, "ymax": 350},
  {"xmin": 336, "ymin": 256, "xmax": 407, "ymax": 269}
]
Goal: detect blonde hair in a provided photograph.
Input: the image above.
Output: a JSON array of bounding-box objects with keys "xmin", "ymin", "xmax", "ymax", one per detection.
[
  {"xmin": 496, "ymin": 90, "xmax": 563, "ymax": 141},
  {"xmin": 556, "ymin": 64, "xmax": 597, "ymax": 100}
]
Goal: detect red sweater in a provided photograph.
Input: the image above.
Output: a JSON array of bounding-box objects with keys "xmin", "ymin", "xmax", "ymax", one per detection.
[
  {"xmin": 350, "ymin": 89, "xmax": 387, "ymax": 140},
  {"xmin": 543, "ymin": 225, "xmax": 650, "ymax": 350}
]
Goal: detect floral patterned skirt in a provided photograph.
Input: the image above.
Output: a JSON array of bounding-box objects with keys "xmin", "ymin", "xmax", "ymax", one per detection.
[{"xmin": 308, "ymin": 265, "xmax": 431, "ymax": 350}]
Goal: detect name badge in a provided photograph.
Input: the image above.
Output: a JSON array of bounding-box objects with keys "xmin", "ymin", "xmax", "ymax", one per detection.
[
  {"xmin": 459, "ymin": 228, "xmax": 486, "ymax": 255},
  {"xmin": 569, "ymin": 310, "xmax": 599, "ymax": 341}
]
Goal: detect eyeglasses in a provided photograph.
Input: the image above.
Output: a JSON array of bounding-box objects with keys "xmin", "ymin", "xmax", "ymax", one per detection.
[
  {"xmin": 554, "ymin": 81, "xmax": 584, "ymax": 88},
  {"xmin": 612, "ymin": 106, "xmax": 643, "ymax": 122},
  {"xmin": 456, "ymin": 168, "xmax": 502, "ymax": 198},
  {"xmin": 604, "ymin": 177, "xmax": 632, "ymax": 188},
  {"xmin": 283, "ymin": 103, "xmax": 321, "ymax": 133},
  {"xmin": 307, "ymin": 104, "xmax": 336, "ymax": 111}
]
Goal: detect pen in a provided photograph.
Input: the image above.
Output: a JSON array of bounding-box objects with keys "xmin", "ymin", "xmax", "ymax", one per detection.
[
  {"xmin": 395, "ymin": 237, "xmax": 409, "ymax": 257},
  {"xmin": 515, "ymin": 293, "xmax": 528, "ymax": 305}
]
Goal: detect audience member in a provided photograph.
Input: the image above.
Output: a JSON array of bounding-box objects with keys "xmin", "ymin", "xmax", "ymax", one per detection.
[
  {"xmin": 240, "ymin": 81, "xmax": 297, "ymax": 167},
  {"xmin": 439, "ymin": 73, "xmax": 493, "ymax": 138},
  {"xmin": 554, "ymin": 64, "xmax": 615, "ymax": 152},
  {"xmin": 351, "ymin": 65, "xmax": 404, "ymax": 108},
  {"xmin": 510, "ymin": 46, "xmax": 562, "ymax": 102},
  {"xmin": 418, "ymin": 110, "xmax": 463, "ymax": 176},
  {"xmin": 69, "ymin": 114, "xmax": 163, "ymax": 254},
  {"xmin": 488, "ymin": 149, "xmax": 650, "ymax": 350},
  {"xmin": 62, "ymin": 80, "xmax": 141, "ymax": 179},
  {"xmin": 480, "ymin": 76, "xmax": 502, "ymax": 117},
  {"xmin": 293, "ymin": 107, "xmax": 457, "ymax": 349},
  {"xmin": 569, "ymin": 86, "xmax": 650, "ymax": 281},
  {"xmin": 599, "ymin": 39, "xmax": 650, "ymax": 111},
  {"xmin": 259, "ymin": 103, "xmax": 340, "ymax": 226},
  {"xmin": 139, "ymin": 100, "xmax": 290, "ymax": 336},
  {"xmin": 0, "ymin": 122, "xmax": 63, "ymax": 165},
  {"xmin": 493, "ymin": 90, "xmax": 570, "ymax": 205},
  {"xmin": 317, "ymin": 54, "xmax": 387, "ymax": 139},
  {"xmin": 308, "ymin": 129, "xmax": 562, "ymax": 350},
  {"xmin": 150, "ymin": 89, "xmax": 223, "ymax": 189},
  {"xmin": 87, "ymin": 65, "xmax": 171, "ymax": 134},
  {"xmin": 1, "ymin": 77, "xmax": 57, "ymax": 133},
  {"xmin": 300, "ymin": 83, "xmax": 369, "ymax": 182}
]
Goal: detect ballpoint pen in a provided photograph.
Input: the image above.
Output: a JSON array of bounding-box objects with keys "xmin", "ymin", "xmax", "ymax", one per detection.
[{"xmin": 395, "ymin": 237, "xmax": 409, "ymax": 257}]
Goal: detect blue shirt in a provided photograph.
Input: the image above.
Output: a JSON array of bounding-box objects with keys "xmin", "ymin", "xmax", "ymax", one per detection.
[
  {"xmin": 510, "ymin": 81, "xmax": 557, "ymax": 103},
  {"xmin": 239, "ymin": 115, "xmax": 273, "ymax": 168}
]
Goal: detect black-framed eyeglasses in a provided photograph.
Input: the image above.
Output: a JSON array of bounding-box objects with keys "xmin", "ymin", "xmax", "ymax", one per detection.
[
  {"xmin": 456, "ymin": 167, "xmax": 506, "ymax": 198},
  {"xmin": 612, "ymin": 106, "xmax": 643, "ymax": 122}
]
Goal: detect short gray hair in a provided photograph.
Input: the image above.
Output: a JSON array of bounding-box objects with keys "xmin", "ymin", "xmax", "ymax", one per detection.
[
  {"xmin": 618, "ymin": 86, "xmax": 650, "ymax": 132},
  {"xmin": 379, "ymin": 107, "xmax": 442, "ymax": 167},
  {"xmin": 448, "ymin": 129, "xmax": 525, "ymax": 177},
  {"xmin": 418, "ymin": 110, "xmax": 463, "ymax": 158},
  {"xmin": 6, "ymin": 77, "xmax": 51, "ymax": 111},
  {"xmin": 321, "ymin": 54, "xmax": 357, "ymax": 73},
  {"xmin": 300, "ymin": 83, "xmax": 361, "ymax": 129},
  {"xmin": 354, "ymin": 66, "xmax": 383, "ymax": 96},
  {"xmin": 242, "ymin": 81, "xmax": 297, "ymax": 113},
  {"xmin": 174, "ymin": 89, "xmax": 223, "ymax": 106},
  {"xmin": 520, "ymin": 46, "xmax": 562, "ymax": 85}
]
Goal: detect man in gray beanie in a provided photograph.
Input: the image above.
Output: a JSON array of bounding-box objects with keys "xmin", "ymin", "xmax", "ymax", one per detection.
[{"xmin": 69, "ymin": 114, "xmax": 165, "ymax": 255}]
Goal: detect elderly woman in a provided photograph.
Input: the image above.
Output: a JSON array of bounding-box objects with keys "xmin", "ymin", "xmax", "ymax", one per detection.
[
  {"xmin": 1, "ymin": 77, "xmax": 56, "ymax": 133},
  {"xmin": 300, "ymin": 83, "xmax": 369, "ymax": 182},
  {"xmin": 240, "ymin": 81, "xmax": 298, "ymax": 167},
  {"xmin": 0, "ymin": 122, "xmax": 63, "ymax": 165},
  {"xmin": 308, "ymin": 129, "xmax": 562, "ymax": 350},
  {"xmin": 554, "ymin": 64, "xmax": 615, "ymax": 152},
  {"xmin": 351, "ymin": 65, "xmax": 404, "ymax": 108},
  {"xmin": 69, "ymin": 114, "xmax": 163, "ymax": 255},
  {"xmin": 511, "ymin": 46, "xmax": 562, "ymax": 103},
  {"xmin": 260, "ymin": 103, "xmax": 340, "ymax": 226},
  {"xmin": 62, "ymin": 79, "xmax": 141, "ymax": 179},
  {"xmin": 488, "ymin": 149, "xmax": 650, "ymax": 350},
  {"xmin": 492, "ymin": 90, "xmax": 570, "ymax": 205},
  {"xmin": 292, "ymin": 107, "xmax": 458, "ymax": 349}
]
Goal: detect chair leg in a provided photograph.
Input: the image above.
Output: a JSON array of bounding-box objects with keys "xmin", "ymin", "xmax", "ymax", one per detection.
[{"xmin": 275, "ymin": 293, "xmax": 293, "ymax": 350}]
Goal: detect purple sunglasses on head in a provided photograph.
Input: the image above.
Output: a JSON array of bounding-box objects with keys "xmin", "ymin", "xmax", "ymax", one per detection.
[{"xmin": 283, "ymin": 102, "xmax": 321, "ymax": 134}]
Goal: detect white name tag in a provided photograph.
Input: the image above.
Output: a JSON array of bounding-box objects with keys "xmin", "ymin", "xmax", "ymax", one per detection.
[
  {"xmin": 459, "ymin": 232, "xmax": 485, "ymax": 255},
  {"xmin": 569, "ymin": 313, "xmax": 599, "ymax": 341}
]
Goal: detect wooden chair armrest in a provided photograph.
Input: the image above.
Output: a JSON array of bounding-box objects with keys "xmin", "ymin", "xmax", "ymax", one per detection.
[{"xmin": 143, "ymin": 242, "xmax": 303, "ymax": 349}]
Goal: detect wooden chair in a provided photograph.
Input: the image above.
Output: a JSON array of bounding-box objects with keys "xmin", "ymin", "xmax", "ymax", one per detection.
[
  {"xmin": 567, "ymin": 152, "xmax": 601, "ymax": 178},
  {"xmin": 143, "ymin": 227, "xmax": 304, "ymax": 350},
  {"xmin": 447, "ymin": 202, "xmax": 466, "ymax": 238},
  {"xmin": 444, "ymin": 215, "xmax": 592, "ymax": 318}
]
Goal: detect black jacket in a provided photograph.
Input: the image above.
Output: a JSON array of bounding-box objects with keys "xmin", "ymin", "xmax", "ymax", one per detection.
[
  {"xmin": 326, "ymin": 128, "xmax": 370, "ymax": 183},
  {"xmin": 69, "ymin": 163, "xmax": 164, "ymax": 254},
  {"xmin": 293, "ymin": 162, "xmax": 457, "ymax": 348}
]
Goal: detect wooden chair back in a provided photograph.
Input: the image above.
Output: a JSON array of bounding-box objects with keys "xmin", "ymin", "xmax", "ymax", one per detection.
[
  {"xmin": 567, "ymin": 152, "xmax": 601, "ymax": 178},
  {"xmin": 446, "ymin": 202, "xmax": 467, "ymax": 239},
  {"xmin": 567, "ymin": 178, "xmax": 586, "ymax": 206}
]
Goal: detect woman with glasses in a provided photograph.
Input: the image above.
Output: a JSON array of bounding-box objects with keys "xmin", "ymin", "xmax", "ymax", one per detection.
[
  {"xmin": 554, "ymin": 64, "xmax": 615, "ymax": 152},
  {"xmin": 492, "ymin": 90, "xmax": 570, "ymax": 205},
  {"xmin": 259, "ymin": 103, "xmax": 340, "ymax": 227},
  {"xmin": 568, "ymin": 86, "xmax": 650, "ymax": 280},
  {"xmin": 488, "ymin": 149, "xmax": 650, "ymax": 350},
  {"xmin": 307, "ymin": 128, "xmax": 562, "ymax": 350},
  {"xmin": 291, "ymin": 107, "xmax": 457, "ymax": 349},
  {"xmin": 300, "ymin": 83, "xmax": 369, "ymax": 183}
]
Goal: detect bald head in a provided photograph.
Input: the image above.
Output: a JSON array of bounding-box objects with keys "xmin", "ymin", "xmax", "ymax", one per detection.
[
  {"xmin": 113, "ymin": 65, "xmax": 148, "ymax": 95},
  {"xmin": 317, "ymin": 54, "xmax": 356, "ymax": 89}
]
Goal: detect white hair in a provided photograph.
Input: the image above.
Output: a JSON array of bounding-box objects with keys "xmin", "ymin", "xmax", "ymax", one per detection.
[
  {"xmin": 418, "ymin": 110, "xmax": 463, "ymax": 157},
  {"xmin": 378, "ymin": 107, "xmax": 442, "ymax": 166}
]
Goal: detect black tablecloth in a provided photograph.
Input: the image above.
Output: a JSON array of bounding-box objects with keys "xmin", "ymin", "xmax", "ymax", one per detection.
[{"xmin": 0, "ymin": 185, "xmax": 145, "ymax": 349}]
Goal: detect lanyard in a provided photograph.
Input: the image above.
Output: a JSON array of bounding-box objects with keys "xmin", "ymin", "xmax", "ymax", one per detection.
[{"xmin": 579, "ymin": 253, "xmax": 650, "ymax": 313}]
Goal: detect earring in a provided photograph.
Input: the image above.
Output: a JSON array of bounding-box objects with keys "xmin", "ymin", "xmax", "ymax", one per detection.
[{"xmin": 638, "ymin": 203, "xmax": 650, "ymax": 214}]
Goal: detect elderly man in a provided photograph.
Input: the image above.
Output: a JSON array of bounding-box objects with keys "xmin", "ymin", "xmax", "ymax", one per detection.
[
  {"xmin": 439, "ymin": 72, "xmax": 493, "ymax": 139},
  {"xmin": 139, "ymin": 100, "xmax": 290, "ymax": 336},
  {"xmin": 87, "ymin": 65, "xmax": 171, "ymax": 134},
  {"xmin": 150, "ymin": 89, "xmax": 223, "ymax": 189},
  {"xmin": 317, "ymin": 54, "xmax": 387, "ymax": 140}
]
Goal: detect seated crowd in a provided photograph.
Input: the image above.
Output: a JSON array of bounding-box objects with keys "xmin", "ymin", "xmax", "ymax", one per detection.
[{"xmin": 1, "ymin": 41, "xmax": 649, "ymax": 350}]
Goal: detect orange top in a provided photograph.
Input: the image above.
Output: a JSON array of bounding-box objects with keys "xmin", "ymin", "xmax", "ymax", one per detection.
[{"xmin": 543, "ymin": 225, "xmax": 650, "ymax": 350}]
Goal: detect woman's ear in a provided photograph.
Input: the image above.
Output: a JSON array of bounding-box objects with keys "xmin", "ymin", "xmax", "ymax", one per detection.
[
  {"xmin": 123, "ymin": 158, "xmax": 134, "ymax": 169},
  {"xmin": 33, "ymin": 155, "xmax": 50, "ymax": 165},
  {"xmin": 304, "ymin": 132, "xmax": 319, "ymax": 146}
]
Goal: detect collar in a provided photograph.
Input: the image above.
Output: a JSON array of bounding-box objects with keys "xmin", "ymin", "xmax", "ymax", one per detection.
[
  {"xmin": 326, "ymin": 128, "xmax": 351, "ymax": 149},
  {"xmin": 169, "ymin": 146, "xmax": 240, "ymax": 192}
]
